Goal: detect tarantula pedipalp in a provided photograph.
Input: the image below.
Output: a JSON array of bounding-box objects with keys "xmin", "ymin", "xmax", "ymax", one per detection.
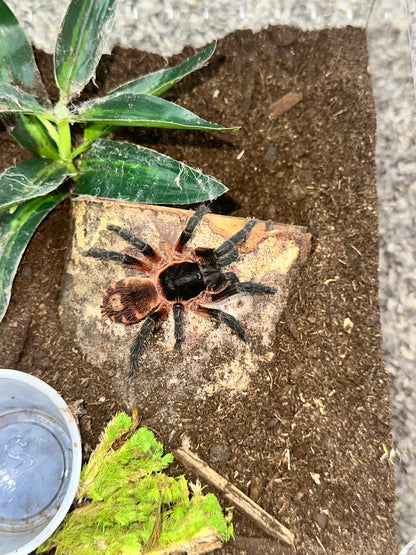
[{"xmin": 83, "ymin": 206, "xmax": 276, "ymax": 378}]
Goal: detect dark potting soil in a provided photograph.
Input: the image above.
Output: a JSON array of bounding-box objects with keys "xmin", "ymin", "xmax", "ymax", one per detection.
[{"xmin": 0, "ymin": 26, "xmax": 396, "ymax": 553}]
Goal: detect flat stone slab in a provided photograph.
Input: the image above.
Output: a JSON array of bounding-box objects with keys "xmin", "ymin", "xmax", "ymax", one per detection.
[{"xmin": 61, "ymin": 199, "xmax": 311, "ymax": 404}]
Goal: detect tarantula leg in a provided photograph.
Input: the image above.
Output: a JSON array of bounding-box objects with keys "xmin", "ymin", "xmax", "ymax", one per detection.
[
  {"xmin": 210, "ymin": 271, "xmax": 240, "ymax": 292},
  {"xmin": 194, "ymin": 247, "xmax": 240, "ymax": 269},
  {"xmin": 196, "ymin": 306, "xmax": 250, "ymax": 344},
  {"xmin": 222, "ymin": 271, "xmax": 239, "ymax": 283},
  {"xmin": 128, "ymin": 311, "xmax": 164, "ymax": 379},
  {"xmin": 214, "ymin": 219, "xmax": 257, "ymax": 260},
  {"xmin": 83, "ymin": 248, "xmax": 152, "ymax": 273},
  {"xmin": 211, "ymin": 281, "xmax": 277, "ymax": 303},
  {"xmin": 173, "ymin": 303, "xmax": 185, "ymax": 352},
  {"xmin": 174, "ymin": 205, "xmax": 210, "ymax": 253},
  {"xmin": 107, "ymin": 224, "xmax": 162, "ymax": 264},
  {"xmin": 216, "ymin": 250, "xmax": 239, "ymax": 267}
]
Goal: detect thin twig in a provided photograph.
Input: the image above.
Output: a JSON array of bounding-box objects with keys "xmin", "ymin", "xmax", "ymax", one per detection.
[{"xmin": 174, "ymin": 446, "xmax": 295, "ymax": 547}]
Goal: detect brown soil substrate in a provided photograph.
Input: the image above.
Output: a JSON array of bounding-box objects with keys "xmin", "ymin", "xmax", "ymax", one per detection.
[{"xmin": 0, "ymin": 25, "xmax": 396, "ymax": 553}]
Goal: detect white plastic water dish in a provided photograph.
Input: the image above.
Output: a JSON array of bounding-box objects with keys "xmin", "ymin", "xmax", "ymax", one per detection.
[{"xmin": 0, "ymin": 369, "xmax": 82, "ymax": 555}]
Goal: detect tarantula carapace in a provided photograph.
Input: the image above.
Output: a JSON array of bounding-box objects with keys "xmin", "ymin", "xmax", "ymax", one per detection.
[{"xmin": 84, "ymin": 206, "xmax": 276, "ymax": 378}]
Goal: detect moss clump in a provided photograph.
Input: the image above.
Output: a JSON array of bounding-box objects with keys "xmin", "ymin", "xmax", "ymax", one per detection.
[{"xmin": 38, "ymin": 412, "xmax": 232, "ymax": 554}]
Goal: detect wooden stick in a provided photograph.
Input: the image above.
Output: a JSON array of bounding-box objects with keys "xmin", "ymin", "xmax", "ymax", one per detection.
[{"xmin": 173, "ymin": 446, "xmax": 295, "ymax": 547}]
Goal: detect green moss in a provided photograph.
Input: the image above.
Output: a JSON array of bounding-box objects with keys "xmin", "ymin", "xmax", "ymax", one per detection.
[{"xmin": 38, "ymin": 412, "xmax": 232, "ymax": 555}]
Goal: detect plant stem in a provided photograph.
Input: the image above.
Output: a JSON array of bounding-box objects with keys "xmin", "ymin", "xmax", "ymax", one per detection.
[
  {"xmin": 53, "ymin": 100, "xmax": 77, "ymax": 174},
  {"xmin": 57, "ymin": 119, "xmax": 71, "ymax": 161},
  {"xmin": 71, "ymin": 139, "xmax": 95, "ymax": 160},
  {"xmin": 57, "ymin": 119, "xmax": 76, "ymax": 174}
]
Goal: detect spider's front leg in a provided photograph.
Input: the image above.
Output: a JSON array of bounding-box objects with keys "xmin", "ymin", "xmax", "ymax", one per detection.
[
  {"xmin": 211, "ymin": 281, "xmax": 276, "ymax": 302},
  {"xmin": 195, "ymin": 218, "xmax": 257, "ymax": 269},
  {"xmin": 214, "ymin": 218, "xmax": 257, "ymax": 259},
  {"xmin": 174, "ymin": 205, "xmax": 210, "ymax": 253}
]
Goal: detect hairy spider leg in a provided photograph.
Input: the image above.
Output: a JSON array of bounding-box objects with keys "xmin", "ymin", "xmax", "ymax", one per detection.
[
  {"xmin": 83, "ymin": 248, "xmax": 153, "ymax": 274},
  {"xmin": 194, "ymin": 218, "xmax": 257, "ymax": 269},
  {"xmin": 173, "ymin": 303, "xmax": 185, "ymax": 352},
  {"xmin": 214, "ymin": 218, "xmax": 257, "ymax": 260},
  {"xmin": 216, "ymin": 250, "xmax": 239, "ymax": 268},
  {"xmin": 174, "ymin": 205, "xmax": 210, "ymax": 253},
  {"xmin": 128, "ymin": 308, "xmax": 168, "ymax": 378},
  {"xmin": 211, "ymin": 281, "xmax": 277, "ymax": 303},
  {"xmin": 107, "ymin": 224, "xmax": 162, "ymax": 264},
  {"xmin": 196, "ymin": 305, "xmax": 250, "ymax": 343},
  {"xmin": 195, "ymin": 219, "xmax": 259, "ymax": 292}
]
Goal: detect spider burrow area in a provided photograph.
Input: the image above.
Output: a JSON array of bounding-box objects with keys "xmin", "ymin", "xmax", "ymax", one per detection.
[{"xmin": 83, "ymin": 206, "xmax": 276, "ymax": 379}]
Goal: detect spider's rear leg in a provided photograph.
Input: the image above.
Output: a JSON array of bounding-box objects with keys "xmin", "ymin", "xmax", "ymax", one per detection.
[
  {"xmin": 107, "ymin": 224, "xmax": 162, "ymax": 264},
  {"xmin": 173, "ymin": 303, "xmax": 185, "ymax": 352},
  {"xmin": 196, "ymin": 306, "xmax": 250, "ymax": 344},
  {"xmin": 83, "ymin": 248, "xmax": 152, "ymax": 273},
  {"xmin": 174, "ymin": 205, "xmax": 210, "ymax": 253},
  {"xmin": 128, "ymin": 308, "xmax": 168, "ymax": 379}
]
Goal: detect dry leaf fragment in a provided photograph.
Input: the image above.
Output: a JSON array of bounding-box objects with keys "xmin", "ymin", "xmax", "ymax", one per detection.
[{"xmin": 269, "ymin": 92, "xmax": 303, "ymax": 118}]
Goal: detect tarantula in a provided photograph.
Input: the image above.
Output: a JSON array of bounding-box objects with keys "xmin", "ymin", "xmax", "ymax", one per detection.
[{"xmin": 84, "ymin": 206, "xmax": 276, "ymax": 378}]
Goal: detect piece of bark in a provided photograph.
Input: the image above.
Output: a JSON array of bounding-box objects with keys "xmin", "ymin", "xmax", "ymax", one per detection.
[
  {"xmin": 269, "ymin": 92, "xmax": 303, "ymax": 118},
  {"xmin": 60, "ymin": 200, "xmax": 311, "ymax": 404},
  {"xmin": 174, "ymin": 446, "xmax": 295, "ymax": 547}
]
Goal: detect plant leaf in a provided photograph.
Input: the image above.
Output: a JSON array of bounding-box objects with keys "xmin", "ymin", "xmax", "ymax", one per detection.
[
  {"xmin": 83, "ymin": 42, "xmax": 217, "ymax": 142},
  {"xmin": 12, "ymin": 115, "xmax": 60, "ymax": 159},
  {"xmin": 75, "ymin": 138, "xmax": 228, "ymax": 204},
  {"xmin": 109, "ymin": 42, "xmax": 216, "ymax": 98},
  {"xmin": 0, "ymin": 190, "xmax": 69, "ymax": 322},
  {"xmin": 0, "ymin": 0, "xmax": 49, "ymax": 103},
  {"xmin": 0, "ymin": 157, "xmax": 69, "ymax": 211},
  {"xmin": 75, "ymin": 93, "xmax": 238, "ymax": 131},
  {"xmin": 54, "ymin": 0, "xmax": 119, "ymax": 102},
  {"xmin": 0, "ymin": 82, "xmax": 49, "ymax": 115}
]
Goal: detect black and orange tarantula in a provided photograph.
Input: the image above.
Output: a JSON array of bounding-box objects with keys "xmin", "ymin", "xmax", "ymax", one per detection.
[{"xmin": 84, "ymin": 206, "xmax": 276, "ymax": 378}]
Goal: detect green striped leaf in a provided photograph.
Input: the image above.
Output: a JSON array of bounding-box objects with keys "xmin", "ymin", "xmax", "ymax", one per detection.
[
  {"xmin": 83, "ymin": 42, "xmax": 217, "ymax": 142},
  {"xmin": 54, "ymin": 0, "xmax": 119, "ymax": 102},
  {"xmin": 109, "ymin": 42, "xmax": 216, "ymax": 97},
  {"xmin": 75, "ymin": 93, "xmax": 237, "ymax": 131},
  {"xmin": 84, "ymin": 42, "xmax": 217, "ymax": 141},
  {"xmin": 0, "ymin": 157, "xmax": 68, "ymax": 212},
  {"xmin": 0, "ymin": 0, "xmax": 49, "ymax": 102},
  {"xmin": 12, "ymin": 115, "xmax": 60, "ymax": 159},
  {"xmin": 75, "ymin": 138, "xmax": 227, "ymax": 204},
  {"xmin": 0, "ymin": 190, "xmax": 69, "ymax": 322},
  {"xmin": 0, "ymin": 82, "xmax": 49, "ymax": 115}
]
